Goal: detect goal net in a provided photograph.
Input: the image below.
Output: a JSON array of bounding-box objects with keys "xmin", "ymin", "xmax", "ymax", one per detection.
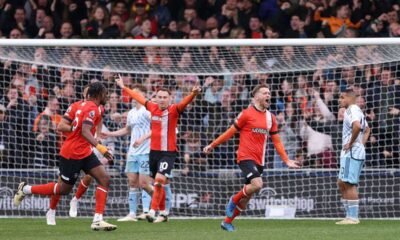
[{"xmin": 0, "ymin": 39, "xmax": 399, "ymax": 219}]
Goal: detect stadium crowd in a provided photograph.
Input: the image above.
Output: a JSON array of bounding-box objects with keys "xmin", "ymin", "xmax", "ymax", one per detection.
[{"xmin": 0, "ymin": 0, "xmax": 399, "ymax": 172}]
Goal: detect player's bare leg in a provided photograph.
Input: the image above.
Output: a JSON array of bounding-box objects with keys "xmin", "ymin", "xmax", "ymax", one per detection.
[
  {"xmin": 87, "ymin": 165, "xmax": 117, "ymax": 231},
  {"xmin": 336, "ymin": 180, "xmax": 360, "ymax": 225},
  {"xmin": 70, "ymin": 175, "xmax": 93, "ymax": 217}
]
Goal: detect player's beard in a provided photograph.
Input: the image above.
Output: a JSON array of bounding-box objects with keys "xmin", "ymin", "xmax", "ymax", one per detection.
[{"xmin": 100, "ymin": 99, "xmax": 107, "ymax": 105}]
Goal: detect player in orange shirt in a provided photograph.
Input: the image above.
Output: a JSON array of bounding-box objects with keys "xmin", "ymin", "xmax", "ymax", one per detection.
[
  {"xmin": 45, "ymin": 85, "xmax": 106, "ymax": 225},
  {"xmin": 204, "ymin": 85, "xmax": 300, "ymax": 232},
  {"xmin": 115, "ymin": 75, "xmax": 201, "ymax": 222},
  {"xmin": 14, "ymin": 82, "xmax": 117, "ymax": 231}
]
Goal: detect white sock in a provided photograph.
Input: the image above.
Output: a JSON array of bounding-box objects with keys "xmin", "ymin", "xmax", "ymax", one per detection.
[
  {"xmin": 22, "ymin": 185, "xmax": 32, "ymax": 194},
  {"xmin": 71, "ymin": 196, "xmax": 78, "ymax": 201},
  {"xmin": 48, "ymin": 209, "xmax": 55, "ymax": 214},
  {"xmin": 128, "ymin": 212, "xmax": 136, "ymax": 217},
  {"xmin": 93, "ymin": 213, "xmax": 103, "ymax": 222},
  {"xmin": 148, "ymin": 209, "xmax": 155, "ymax": 217},
  {"xmin": 159, "ymin": 210, "xmax": 167, "ymax": 216}
]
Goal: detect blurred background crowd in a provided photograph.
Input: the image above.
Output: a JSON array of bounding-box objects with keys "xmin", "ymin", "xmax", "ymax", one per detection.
[{"xmin": 0, "ymin": 0, "xmax": 399, "ymax": 174}]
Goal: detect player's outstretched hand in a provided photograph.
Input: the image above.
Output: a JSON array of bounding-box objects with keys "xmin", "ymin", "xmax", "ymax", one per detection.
[
  {"xmin": 115, "ymin": 74, "xmax": 125, "ymax": 88},
  {"xmin": 191, "ymin": 85, "xmax": 202, "ymax": 95},
  {"xmin": 99, "ymin": 132, "xmax": 110, "ymax": 139},
  {"xmin": 286, "ymin": 160, "xmax": 301, "ymax": 169},
  {"xmin": 203, "ymin": 145, "xmax": 214, "ymax": 154}
]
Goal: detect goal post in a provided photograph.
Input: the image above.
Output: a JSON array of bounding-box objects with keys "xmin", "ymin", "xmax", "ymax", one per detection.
[{"xmin": 0, "ymin": 39, "xmax": 399, "ymax": 219}]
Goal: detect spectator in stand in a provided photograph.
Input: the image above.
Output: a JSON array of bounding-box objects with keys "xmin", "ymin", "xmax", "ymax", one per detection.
[
  {"xmin": 134, "ymin": 18, "xmax": 154, "ymax": 39},
  {"xmin": 366, "ymin": 67, "xmax": 400, "ymax": 167},
  {"xmin": 101, "ymin": 14, "xmax": 125, "ymax": 38},
  {"xmin": 147, "ymin": 0, "xmax": 171, "ymax": 29},
  {"xmin": 36, "ymin": 15, "xmax": 55, "ymax": 38},
  {"xmin": 314, "ymin": 3, "xmax": 363, "ymax": 38},
  {"xmin": 0, "ymin": 86, "xmax": 33, "ymax": 168},
  {"xmin": 81, "ymin": 5, "xmax": 110, "ymax": 38},
  {"xmin": 9, "ymin": 28, "xmax": 23, "ymax": 38},
  {"xmin": 246, "ymin": 15, "xmax": 264, "ymax": 38},
  {"xmin": 184, "ymin": 8, "xmax": 205, "ymax": 31},
  {"xmin": 274, "ymin": 102, "xmax": 300, "ymax": 169},
  {"xmin": 34, "ymin": 115, "xmax": 58, "ymax": 167},
  {"xmin": 0, "ymin": 7, "xmax": 31, "ymax": 37},
  {"xmin": 283, "ymin": 14, "xmax": 309, "ymax": 38},
  {"xmin": 111, "ymin": 0, "xmax": 130, "ymax": 22},
  {"xmin": 59, "ymin": 21, "xmax": 74, "ymax": 39},
  {"xmin": 32, "ymin": 96, "xmax": 61, "ymax": 133},
  {"xmin": 0, "ymin": 104, "xmax": 9, "ymax": 167},
  {"xmin": 126, "ymin": 0, "xmax": 157, "ymax": 37}
]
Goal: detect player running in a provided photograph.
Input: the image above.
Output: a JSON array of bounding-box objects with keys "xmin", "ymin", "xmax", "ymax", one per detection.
[
  {"xmin": 115, "ymin": 75, "xmax": 201, "ymax": 223},
  {"xmin": 336, "ymin": 88, "xmax": 370, "ymax": 225},
  {"xmin": 203, "ymin": 85, "xmax": 300, "ymax": 232},
  {"xmin": 45, "ymin": 85, "xmax": 106, "ymax": 225},
  {"xmin": 14, "ymin": 82, "xmax": 117, "ymax": 231},
  {"xmin": 102, "ymin": 86, "xmax": 153, "ymax": 222}
]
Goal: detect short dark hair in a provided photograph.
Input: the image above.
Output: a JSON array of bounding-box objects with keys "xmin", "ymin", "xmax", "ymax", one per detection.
[
  {"xmin": 156, "ymin": 88, "xmax": 171, "ymax": 95},
  {"xmin": 87, "ymin": 82, "xmax": 107, "ymax": 99},
  {"xmin": 343, "ymin": 87, "xmax": 356, "ymax": 97},
  {"xmin": 251, "ymin": 84, "xmax": 269, "ymax": 97}
]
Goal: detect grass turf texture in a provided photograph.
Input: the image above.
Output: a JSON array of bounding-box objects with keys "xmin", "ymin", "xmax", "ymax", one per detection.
[{"xmin": 1, "ymin": 219, "xmax": 399, "ymax": 240}]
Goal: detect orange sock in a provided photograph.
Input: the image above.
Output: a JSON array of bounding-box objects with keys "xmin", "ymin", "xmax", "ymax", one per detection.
[
  {"xmin": 159, "ymin": 187, "xmax": 166, "ymax": 211},
  {"xmin": 150, "ymin": 178, "xmax": 165, "ymax": 210},
  {"xmin": 75, "ymin": 180, "xmax": 89, "ymax": 199},
  {"xmin": 95, "ymin": 186, "xmax": 108, "ymax": 214},
  {"xmin": 232, "ymin": 186, "xmax": 249, "ymax": 205},
  {"xmin": 225, "ymin": 203, "xmax": 245, "ymax": 224},
  {"xmin": 31, "ymin": 182, "xmax": 59, "ymax": 195},
  {"xmin": 49, "ymin": 195, "xmax": 61, "ymax": 210}
]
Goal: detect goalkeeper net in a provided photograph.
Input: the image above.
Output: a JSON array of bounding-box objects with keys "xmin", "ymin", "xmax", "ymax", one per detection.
[{"xmin": 0, "ymin": 39, "xmax": 399, "ymax": 219}]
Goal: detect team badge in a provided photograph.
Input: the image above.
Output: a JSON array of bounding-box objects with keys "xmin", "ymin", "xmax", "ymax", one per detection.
[{"xmin": 89, "ymin": 110, "xmax": 95, "ymax": 118}]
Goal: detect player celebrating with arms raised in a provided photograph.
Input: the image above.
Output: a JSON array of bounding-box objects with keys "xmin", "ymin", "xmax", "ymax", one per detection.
[
  {"xmin": 14, "ymin": 82, "xmax": 117, "ymax": 231},
  {"xmin": 115, "ymin": 75, "xmax": 201, "ymax": 222},
  {"xmin": 204, "ymin": 85, "xmax": 300, "ymax": 232},
  {"xmin": 336, "ymin": 88, "xmax": 370, "ymax": 225}
]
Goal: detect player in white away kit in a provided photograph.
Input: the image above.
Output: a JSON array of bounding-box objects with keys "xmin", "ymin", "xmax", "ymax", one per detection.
[
  {"xmin": 337, "ymin": 88, "xmax": 370, "ymax": 225},
  {"xmin": 102, "ymin": 86, "xmax": 153, "ymax": 221}
]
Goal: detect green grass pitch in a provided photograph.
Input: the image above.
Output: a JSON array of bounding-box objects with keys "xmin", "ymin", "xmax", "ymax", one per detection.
[{"xmin": 1, "ymin": 218, "xmax": 399, "ymax": 240}]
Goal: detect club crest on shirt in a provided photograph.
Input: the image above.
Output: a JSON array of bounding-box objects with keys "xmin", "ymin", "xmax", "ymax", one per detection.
[{"xmin": 89, "ymin": 110, "xmax": 95, "ymax": 118}]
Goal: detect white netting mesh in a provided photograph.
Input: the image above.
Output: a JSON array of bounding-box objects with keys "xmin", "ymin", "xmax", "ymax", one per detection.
[{"xmin": 0, "ymin": 39, "xmax": 399, "ymax": 218}]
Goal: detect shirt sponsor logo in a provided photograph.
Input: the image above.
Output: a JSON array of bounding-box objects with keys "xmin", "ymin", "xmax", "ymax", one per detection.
[{"xmin": 252, "ymin": 128, "xmax": 268, "ymax": 134}]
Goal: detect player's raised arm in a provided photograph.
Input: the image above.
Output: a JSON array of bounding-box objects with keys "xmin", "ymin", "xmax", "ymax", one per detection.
[
  {"xmin": 177, "ymin": 85, "xmax": 202, "ymax": 113},
  {"xmin": 115, "ymin": 74, "xmax": 147, "ymax": 106},
  {"xmin": 203, "ymin": 125, "xmax": 237, "ymax": 154}
]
